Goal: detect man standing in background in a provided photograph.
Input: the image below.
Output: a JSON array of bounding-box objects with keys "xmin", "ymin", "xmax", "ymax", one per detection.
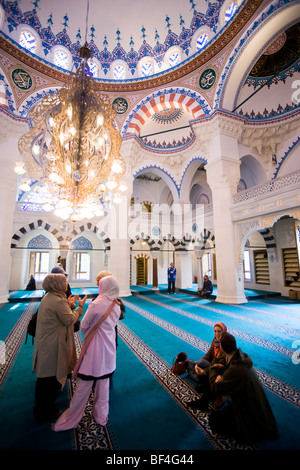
[{"xmin": 168, "ymin": 262, "xmax": 176, "ymax": 294}]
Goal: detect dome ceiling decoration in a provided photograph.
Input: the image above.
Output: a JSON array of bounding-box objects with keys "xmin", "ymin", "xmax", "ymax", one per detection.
[
  {"xmin": 1, "ymin": 0, "xmax": 240, "ymax": 78},
  {"xmin": 249, "ymin": 22, "xmax": 300, "ymax": 78},
  {"xmin": 126, "ymin": 91, "xmax": 204, "ymax": 136}
]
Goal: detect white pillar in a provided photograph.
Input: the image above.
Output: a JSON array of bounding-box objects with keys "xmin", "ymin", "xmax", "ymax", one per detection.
[
  {"xmin": 0, "ymin": 115, "xmax": 28, "ymax": 302},
  {"xmin": 0, "ymin": 164, "xmax": 18, "ymax": 303},
  {"xmin": 205, "ymin": 119, "xmax": 247, "ymax": 304},
  {"xmin": 174, "ymin": 251, "xmax": 193, "ymax": 290},
  {"xmin": 194, "ymin": 250, "xmax": 204, "ymax": 290},
  {"xmin": 107, "ymin": 180, "xmax": 132, "ymax": 297}
]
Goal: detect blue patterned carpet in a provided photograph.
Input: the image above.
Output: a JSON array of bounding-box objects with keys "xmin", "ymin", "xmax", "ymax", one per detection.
[{"xmin": 0, "ymin": 286, "xmax": 299, "ymax": 452}]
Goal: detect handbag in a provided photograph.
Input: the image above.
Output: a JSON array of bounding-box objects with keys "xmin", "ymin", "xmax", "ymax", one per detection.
[
  {"xmin": 72, "ymin": 299, "xmax": 119, "ymax": 379},
  {"xmin": 171, "ymin": 352, "xmax": 188, "ymax": 375},
  {"xmin": 25, "ymin": 308, "xmax": 39, "ymax": 344}
]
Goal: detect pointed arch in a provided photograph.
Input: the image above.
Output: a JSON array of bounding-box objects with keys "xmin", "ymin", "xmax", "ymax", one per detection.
[{"xmin": 123, "ymin": 87, "xmax": 211, "ymax": 137}]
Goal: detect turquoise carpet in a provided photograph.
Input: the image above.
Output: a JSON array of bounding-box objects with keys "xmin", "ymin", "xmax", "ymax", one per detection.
[{"xmin": 0, "ymin": 286, "xmax": 299, "ymax": 451}]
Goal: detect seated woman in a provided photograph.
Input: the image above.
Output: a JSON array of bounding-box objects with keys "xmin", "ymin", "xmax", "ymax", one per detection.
[{"xmin": 186, "ymin": 322, "xmax": 227, "ymax": 385}]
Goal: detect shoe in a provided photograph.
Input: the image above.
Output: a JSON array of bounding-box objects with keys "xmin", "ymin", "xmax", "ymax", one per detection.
[{"xmin": 186, "ymin": 398, "xmax": 209, "ymax": 410}]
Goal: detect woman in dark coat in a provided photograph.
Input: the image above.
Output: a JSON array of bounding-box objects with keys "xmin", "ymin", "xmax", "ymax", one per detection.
[
  {"xmin": 208, "ymin": 333, "xmax": 279, "ymax": 443},
  {"xmin": 32, "ymin": 274, "xmax": 87, "ymax": 422}
]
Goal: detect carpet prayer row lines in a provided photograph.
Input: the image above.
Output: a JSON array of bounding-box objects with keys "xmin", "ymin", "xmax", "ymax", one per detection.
[{"xmin": 1, "ymin": 292, "xmax": 300, "ymax": 450}]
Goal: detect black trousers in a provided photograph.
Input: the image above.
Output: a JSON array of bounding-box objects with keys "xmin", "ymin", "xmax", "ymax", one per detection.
[
  {"xmin": 168, "ymin": 280, "xmax": 175, "ymax": 293},
  {"xmin": 34, "ymin": 376, "xmax": 61, "ymax": 422}
]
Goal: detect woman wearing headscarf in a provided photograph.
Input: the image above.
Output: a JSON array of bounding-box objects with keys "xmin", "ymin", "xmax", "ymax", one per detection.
[
  {"xmin": 52, "ymin": 275, "xmax": 121, "ymax": 431},
  {"xmin": 186, "ymin": 322, "xmax": 227, "ymax": 384},
  {"xmin": 32, "ymin": 274, "xmax": 87, "ymax": 422}
]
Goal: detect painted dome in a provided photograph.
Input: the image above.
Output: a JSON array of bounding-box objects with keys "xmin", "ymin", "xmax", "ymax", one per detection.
[{"xmin": 0, "ymin": 0, "xmax": 241, "ymax": 80}]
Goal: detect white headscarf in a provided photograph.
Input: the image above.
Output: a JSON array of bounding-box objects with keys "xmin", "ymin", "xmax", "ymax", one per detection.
[{"xmin": 98, "ymin": 275, "xmax": 120, "ymax": 301}]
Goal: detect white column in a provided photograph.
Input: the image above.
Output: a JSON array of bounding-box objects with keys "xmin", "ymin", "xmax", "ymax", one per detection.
[
  {"xmin": 174, "ymin": 251, "xmax": 193, "ymax": 290},
  {"xmin": 205, "ymin": 121, "xmax": 247, "ymax": 304},
  {"xmin": 0, "ymin": 115, "xmax": 29, "ymax": 302},
  {"xmin": 0, "ymin": 163, "xmax": 18, "ymax": 303},
  {"xmin": 194, "ymin": 250, "xmax": 203, "ymax": 290},
  {"xmin": 107, "ymin": 179, "xmax": 133, "ymax": 297}
]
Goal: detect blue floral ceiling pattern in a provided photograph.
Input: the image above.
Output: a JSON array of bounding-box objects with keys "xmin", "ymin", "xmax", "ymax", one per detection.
[{"xmin": 1, "ymin": 0, "xmax": 238, "ymax": 78}]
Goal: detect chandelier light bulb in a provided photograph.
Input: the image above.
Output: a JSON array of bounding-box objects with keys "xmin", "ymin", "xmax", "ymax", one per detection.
[
  {"xmin": 111, "ymin": 159, "xmax": 122, "ymax": 174},
  {"xmin": 59, "ymin": 132, "xmax": 65, "ymax": 145},
  {"xmin": 49, "ymin": 172, "xmax": 64, "ymax": 184},
  {"xmin": 106, "ymin": 179, "xmax": 117, "ymax": 190},
  {"xmin": 65, "ymin": 161, "xmax": 72, "ymax": 174},
  {"xmin": 14, "ymin": 161, "xmax": 26, "ymax": 175},
  {"xmin": 32, "ymin": 144, "xmax": 40, "ymax": 156},
  {"xmin": 119, "ymin": 181, "xmax": 127, "ymax": 192},
  {"xmin": 97, "ymin": 114, "xmax": 104, "ymax": 126},
  {"xmin": 19, "ymin": 180, "xmax": 31, "ymax": 192}
]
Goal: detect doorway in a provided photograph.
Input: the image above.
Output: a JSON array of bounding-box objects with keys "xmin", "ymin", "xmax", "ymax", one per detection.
[{"xmin": 136, "ymin": 257, "xmax": 148, "ymax": 285}]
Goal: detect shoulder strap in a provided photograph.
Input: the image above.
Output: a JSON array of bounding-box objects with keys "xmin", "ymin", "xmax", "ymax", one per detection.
[{"xmin": 72, "ymin": 299, "xmax": 118, "ymax": 379}]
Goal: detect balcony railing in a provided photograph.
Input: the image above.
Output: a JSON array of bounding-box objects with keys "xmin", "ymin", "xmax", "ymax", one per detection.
[{"xmin": 233, "ymin": 170, "xmax": 300, "ymax": 204}]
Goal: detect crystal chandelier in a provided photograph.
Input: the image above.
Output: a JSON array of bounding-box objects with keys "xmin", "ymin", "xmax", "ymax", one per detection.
[{"xmin": 16, "ymin": 43, "xmax": 126, "ymax": 222}]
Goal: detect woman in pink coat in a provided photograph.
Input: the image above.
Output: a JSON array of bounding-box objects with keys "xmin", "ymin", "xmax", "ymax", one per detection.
[{"xmin": 52, "ymin": 275, "xmax": 121, "ymax": 431}]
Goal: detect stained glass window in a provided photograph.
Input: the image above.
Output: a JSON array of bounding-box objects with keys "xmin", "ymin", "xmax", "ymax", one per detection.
[
  {"xmin": 113, "ymin": 65, "xmax": 125, "ymax": 80},
  {"xmin": 54, "ymin": 49, "xmax": 69, "ymax": 69},
  {"xmin": 88, "ymin": 60, "xmax": 99, "ymax": 78},
  {"xmin": 225, "ymin": 2, "xmax": 237, "ymax": 23},
  {"xmin": 142, "ymin": 62, "xmax": 153, "ymax": 77},
  {"xmin": 197, "ymin": 34, "xmax": 208, "ymax": 51},
  {"xmin": 169, "ymin": 52, "xmax": 180, "ymax": 67},
  {"xmin": 20, "ymin": 30, "xmax": 37, "ymax": 53}
]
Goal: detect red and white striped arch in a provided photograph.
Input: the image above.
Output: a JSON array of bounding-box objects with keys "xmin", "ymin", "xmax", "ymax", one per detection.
[
  {"xmin": 126, "ymin": 91, "xmax": 206, "ymax": 135},
  {"xmin": 0, "ymin": 82, "xmax": 9, "ymax": 110}
]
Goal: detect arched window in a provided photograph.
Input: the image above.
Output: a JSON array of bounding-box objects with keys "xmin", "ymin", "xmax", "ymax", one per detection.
[
  {"xmin": 27, "ymin": 235, "xmax": 52, "ymax": 281},
  {"xmin": 113, "ymin": 64, "xmax": 126, "ymax": 80},
  {"xmin": 141, "ymin": 61, "xmax": 153, "ymax": 77},
  {"xmin": 88, "ymin": 59, "xmax": 100, "ymax": 78},
  {"xmin": 53, "ymin": 48, "xmax": 70, "ymax": 69},
  {"xmin": 196, "ymin": 33, "xmax": 208, "ymax": 51},
  {"xmin": 224, "ymin": 2, "xmax": 237, "ymax": 23},
  {"xmin": 169, "ymin": 52, "xmax": 180, "ymax": 68},
  {"xmin": 71, "ymin": 236, "xmax": 92, "ymax": 281},
  {"xmin": 19, "ymin": 29, "xmax": 37, "ymax": 54}
]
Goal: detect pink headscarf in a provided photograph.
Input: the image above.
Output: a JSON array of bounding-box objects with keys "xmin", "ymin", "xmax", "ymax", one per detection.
[
  {"xmin": 98, "ymin": 275, "xmax": 120, "ymax": 301},
  {"xmin": 213, "ymin": 322, "xmax": 227, "ymax": 352},
  {"xmin": 214, "ymin": 322, "xmax": 227, "ymax": 333}
]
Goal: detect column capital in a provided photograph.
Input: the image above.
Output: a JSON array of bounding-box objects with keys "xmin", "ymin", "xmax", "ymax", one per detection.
[{"xmin": 192, "ymin": 111, "xmax": 245, "ymax": 152}]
